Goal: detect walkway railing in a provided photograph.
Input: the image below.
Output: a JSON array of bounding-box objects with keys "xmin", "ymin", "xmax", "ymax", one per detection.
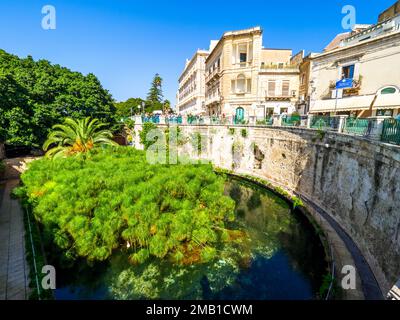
[
  {"xmin": 382, "ymin": 118, "xmax": 400, "ymax": 145},
  {"xmin": 282, "ymin": 115, "xmax": 301, "ymax": 127},
  {"xmin": 310, "ymin": 116, "xmax": 341, "ymax": 131},
  {"xmin": 133, "ymin": 115, "xmax": 400, "ymax": 147},
  {"xmin": 343, "ymin": 118, "xmax": 376, "ymax": 136}
]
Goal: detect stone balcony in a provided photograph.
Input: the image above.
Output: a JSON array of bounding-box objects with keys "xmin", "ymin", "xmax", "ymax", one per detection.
[
  {"xmin": 205, "ymin": 66, "xmax": 221, "ymax": 84},
  {"xmin": 205, "ymin": 95, "xmax": 220, "ymax": 106}
]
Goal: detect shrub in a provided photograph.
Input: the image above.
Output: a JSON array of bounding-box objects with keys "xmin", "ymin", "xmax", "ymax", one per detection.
[
  {"xmin": 139, "ymin": 122, "xmax": 158, "ymax": 150},
  {"xmin": 16, "ymin": 147, "xmax": 237, "ymax": 265},
  {"xmin": 240, "ymin": 129, "xmax": 248, "ymax": 138},
  {"xmin": 228, "ymin": 128, "xmax": 235, "ymax": 135}
]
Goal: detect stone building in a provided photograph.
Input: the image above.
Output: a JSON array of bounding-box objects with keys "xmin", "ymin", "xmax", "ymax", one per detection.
[
  {"xmin": 203, "ymin": 26, "xmax": 299, "ymax": 119},
  {"xmin": 308, "ymin": 9, "xmax": 400, "ymax": 116},
  {"xmin": 296, "ymin": 53, "xmax": 315, "ymax": 115},
  {"xmin": 379, "ymin": 0, "xmax": 400, "ymax": 22},
  {"xmin": 176, "ymin": 48, "xmax": 211, "ymax": 115}
]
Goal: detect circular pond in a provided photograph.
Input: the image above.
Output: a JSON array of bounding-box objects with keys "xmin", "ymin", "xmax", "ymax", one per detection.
[{"xmin": 52, "ymin": 177, "xmax": 328, "ymax": 300}]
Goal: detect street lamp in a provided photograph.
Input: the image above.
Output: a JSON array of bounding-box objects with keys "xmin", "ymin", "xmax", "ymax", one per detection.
[{"xmin": 141, "ymin": 101, "xmax": 145, "ymax": 115}]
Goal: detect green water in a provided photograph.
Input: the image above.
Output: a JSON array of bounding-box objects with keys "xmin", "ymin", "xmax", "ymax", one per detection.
[{"xmin": 52, "ymin": 178, "xmax": 328, "ymax": 300}]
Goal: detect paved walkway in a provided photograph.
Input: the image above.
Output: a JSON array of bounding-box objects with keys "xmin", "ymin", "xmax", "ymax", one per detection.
[
  {"xmin": 0, "ymin": 158, "xmax": 32, "ymax": 300},
  {"xmin": 0, "ymin": 179, "xmax": 29, "ymax": 299}
]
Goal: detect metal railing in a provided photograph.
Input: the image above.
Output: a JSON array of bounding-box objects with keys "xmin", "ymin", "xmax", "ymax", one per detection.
[
  {"xmin": 382, "ymin": 118, "xmax": 400, "ymax": 145},
  {"xmin": 165, "ymin": 116, "xmax": 183, "ymax": 125},
  {"xmin": 142, "ymin": 115, "xmax": 160, "ymax": 124},
  {"xmin": 343, "ymin": 118, "xmax": 375, "ymax": 136},
  {"xmin": 310, "ymin": 116, "xmax": 341, "ymax": 131},
  {"xmin": 282, "ymin": 115, "xmax": 301, "ymax": 127},
  {"xmin": 135, "ymin": 114, "xmax": 400, "ymax": 148}
]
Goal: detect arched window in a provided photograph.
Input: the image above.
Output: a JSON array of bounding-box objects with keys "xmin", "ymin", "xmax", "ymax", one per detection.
[
  {"xmin": 236, "ymin": 74, "xmax": 246, "ymax": 93},
  {"xmin": 380, "ymin": 87, "xmax": 397, "ymax": 95}
]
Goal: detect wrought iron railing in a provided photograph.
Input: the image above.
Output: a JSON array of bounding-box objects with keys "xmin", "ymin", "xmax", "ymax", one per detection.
[
  {"xmin": 343, "ymin": 118, "xmax": 375, "ymax": 136},
  {"xmin": 142, "ymin": 115, "xmax": 160, "ymax": 124},
  {"xmin": 166, "ymin": 116, "xmax": 182, "ymax": 125},
  {"xmin": 282, "ymin": 115, "xmax": 301, "ymax": 127},
  {"xmin": 382, "ymin": 118, "xmax": 400, "ymax": 145},
  {"xmin": 310, "ymin": 116, "xmax": 340, "ymax": 131}
]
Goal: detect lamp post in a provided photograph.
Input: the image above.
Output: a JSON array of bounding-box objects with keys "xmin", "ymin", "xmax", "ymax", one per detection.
[{"xmin": 141, "ymin": 101, "xmax": 145, "ymax": 115}]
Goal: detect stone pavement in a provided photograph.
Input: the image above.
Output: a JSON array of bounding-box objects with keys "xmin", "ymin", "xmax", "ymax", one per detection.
[{"xmin": 0, "ymin": 178, "xmax": 29, "ymax": 300}]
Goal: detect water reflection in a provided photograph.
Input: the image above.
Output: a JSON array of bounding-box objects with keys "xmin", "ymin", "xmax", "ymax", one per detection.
[{"xmin": 53, "ymin": 178, "xmax": 327, "ymax": 300}]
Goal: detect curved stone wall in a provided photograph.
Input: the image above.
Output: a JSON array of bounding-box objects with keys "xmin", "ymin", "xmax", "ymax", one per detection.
[{"xmin": 133, "ymin": 124, "xmax": 400, "ymax": 295}]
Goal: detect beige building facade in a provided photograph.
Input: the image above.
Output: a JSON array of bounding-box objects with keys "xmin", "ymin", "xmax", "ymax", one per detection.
[
  {"xmin": 309, "ymin": 13, "xmax": 400, "ymax": 116},
  {"xmin": 204, "ymin": 27, "xmax": 299, "ymax": 119}
]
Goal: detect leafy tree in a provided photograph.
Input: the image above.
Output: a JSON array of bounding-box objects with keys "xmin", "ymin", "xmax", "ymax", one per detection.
[
  {"xmin": 43, "ymin": 117, "xmax": 118, "ymax": 158},
  {"xmin": 146, "ymin": 73, "xmax": 163, "ymax": 111},
  {"xmin": 114, "ymin": 97, "xmax": 146, "ymax": 118},
  {"xmin": 0, "ymin": 49, "xmax": 117, "ymax": 148}
]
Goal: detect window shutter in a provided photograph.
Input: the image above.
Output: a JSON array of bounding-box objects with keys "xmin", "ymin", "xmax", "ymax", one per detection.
[
  {"xmin": 268, "ymin": 81, "xmax": 276, "ymax": 97},
  {"xmin": 282, "ymin": 80, "xmax": 290, "ymax": 96}
]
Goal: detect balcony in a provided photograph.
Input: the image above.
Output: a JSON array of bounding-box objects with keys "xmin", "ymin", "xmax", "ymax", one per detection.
[
  {"xmin": 205, "ymin": 95, "xmax": 220, "ymax": 106},
  {"xmin": 260, "ymin": 63, "xmax": 299, "ymax": 73},
  {"xmin": 205, "ymin": 66, "xmax": 221, "ymax": 83},
  {"xmin": 264, "ymin": 90, "xmax": 296, "ymax": 101},
  {"xmin": 324, "ymin": 77, "xmax": 362, "ymax": 99}
]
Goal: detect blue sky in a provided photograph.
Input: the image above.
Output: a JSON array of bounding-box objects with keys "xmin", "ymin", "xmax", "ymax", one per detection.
[{"xmin": 0, "ymin": 0, "xmax": 395, "ymax": 105}]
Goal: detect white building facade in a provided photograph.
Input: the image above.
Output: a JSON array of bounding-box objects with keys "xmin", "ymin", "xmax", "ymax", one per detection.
[
  {"xmin": 176, "ymin": 50, "xmax": 209, "ymax": 115},
  {"xmin": 309, "ymin": 14, "xmax": 400, "ymax": 117}
]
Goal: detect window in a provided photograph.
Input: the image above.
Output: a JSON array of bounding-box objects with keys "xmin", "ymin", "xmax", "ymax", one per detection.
[
  {"xmin": 239, "ymin": 44, "xmax": 247, "ymax": 65},
  {"xmin": 236, "ymin": 74, "xmax": 246, "ymax": 93},
  {"xmin": 278, "ymin": 62, "xmax": 284, "ymax": 69},
  {"xmin": 377, "ymin": 109, "xmax": 393, "ymax": 116},
  {"xmin": 282, "ymin": 80, "xmax": 290, "ymax": 96},
  {"xmin": 268, "ymin": 80, "xmax": 276, "ymax": 96},
  {"xmin": 342, "ymin": 64, "xmax": 355, "ymax": 79},
  {"xmin": 381, "ymin": 87, "xmax": 396, "ymax": 95}
]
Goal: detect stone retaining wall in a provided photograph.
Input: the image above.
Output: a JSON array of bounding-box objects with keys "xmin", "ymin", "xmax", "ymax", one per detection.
[{"xmin": 133, "ymin": 124, "xmax": 400, "ymax": 295}]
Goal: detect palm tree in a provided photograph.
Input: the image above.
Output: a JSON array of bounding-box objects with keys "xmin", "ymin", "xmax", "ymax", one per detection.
[{"xmin": 43, "ymin": 117, "xmax": 118, "ymax": 158}]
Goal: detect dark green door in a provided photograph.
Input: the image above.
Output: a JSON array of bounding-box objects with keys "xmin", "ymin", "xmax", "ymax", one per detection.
[{"xmin": 235, "ymin": 107, "xmax": 244, "ymax": 124}]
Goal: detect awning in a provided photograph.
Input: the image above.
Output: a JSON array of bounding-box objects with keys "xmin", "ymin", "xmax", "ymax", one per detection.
[
  {"xmin": 374, "ymin": 93, "xmax": 400, "ymax": 108},
  {"xmin": 310, "ymin": 94, "xmax": 400, "ymax": 113}
]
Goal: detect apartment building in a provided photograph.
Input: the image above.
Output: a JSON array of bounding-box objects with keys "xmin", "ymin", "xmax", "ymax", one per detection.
[
  {"xmin": 309, "ymin": 3, "xmax": 400, "ymax": 116},
  {"xmin": 204, "ymin": 26, "xmax": 299, "ymax": 119},
  {"xmin": 258, "ymin": 49, "xmax": 300, "ymax": 118},
  {"xmin": 176, "ymin": 49, "xmax": 210, "ymax": 115}
]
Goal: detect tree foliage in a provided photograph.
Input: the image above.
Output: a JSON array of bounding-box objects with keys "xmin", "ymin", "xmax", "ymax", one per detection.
[
  {"xmin": 0, "ymin": 49, "xmax": 117, "ymax": 147},
  {"xmin": 114, "ymin": 97, "xmax": 146, "ymax": 118},
  {"xmin": 43, "ymin": 117, "xmax": 118, "ymax": 158},
  {"xmin": 17, "ymin": 147, "xmax": 237, "ymax": 264},
  {"xmin": 147, "ymin": 73, "xmax": 163, "ymax": 105}
]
